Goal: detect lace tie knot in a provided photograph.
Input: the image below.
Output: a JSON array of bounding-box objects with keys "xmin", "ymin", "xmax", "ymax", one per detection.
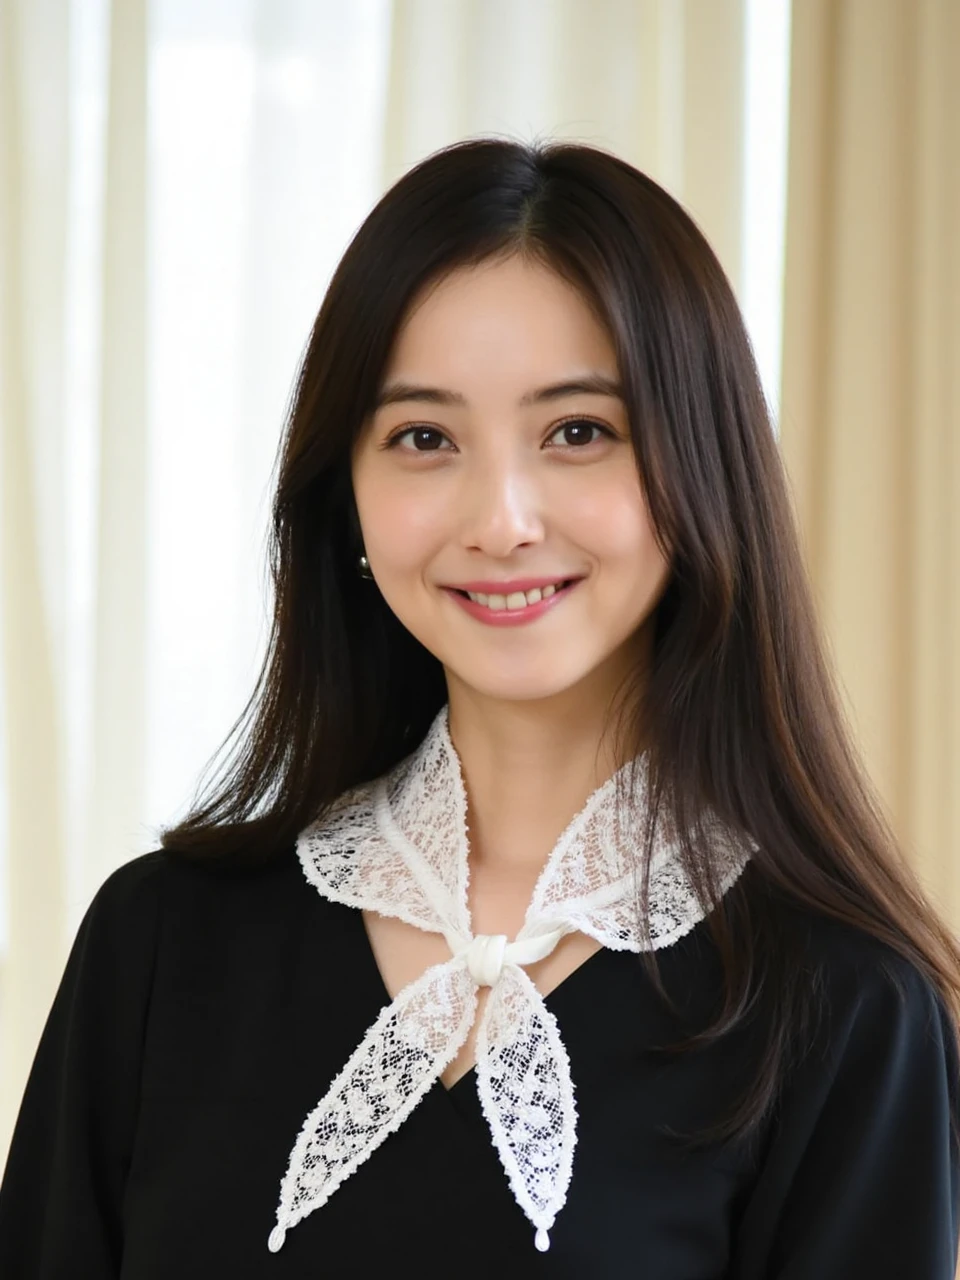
[
  {"xmin": 456, "ymin": 928, "xmax": 569, "ymax": 987},
  {"xmin": 465, "ymin": 933, "xmax": 508, "ymax": 986}
]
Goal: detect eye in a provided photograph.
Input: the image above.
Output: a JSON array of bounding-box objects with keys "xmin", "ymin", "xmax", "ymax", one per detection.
[
  {"xmin": 545, "ymin": 417, "xmax": 616, "ymax": 448},
  {"xmin": 382, "ymin": 425, "xmax": 453, "ymax": 453}
]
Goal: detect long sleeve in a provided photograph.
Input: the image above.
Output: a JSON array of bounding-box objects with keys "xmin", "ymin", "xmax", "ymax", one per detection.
[
  {"xmin": 731, "ymin": 946, "xmax": 960, "ymax": 1278},
  {"xmin": 0, "ymin": 853, "xmax": 163, "ymax": 1279}
]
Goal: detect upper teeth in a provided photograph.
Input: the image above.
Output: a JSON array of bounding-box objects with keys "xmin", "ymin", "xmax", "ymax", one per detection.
[{"xmin": 465, "ymin": 582, "xmax": 565, "ymax": 609}]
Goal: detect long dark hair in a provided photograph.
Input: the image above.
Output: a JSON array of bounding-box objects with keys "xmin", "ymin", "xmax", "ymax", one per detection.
[{"xmin": 159, "ymin": 136, "xmax": 960, "ymax": 1156}]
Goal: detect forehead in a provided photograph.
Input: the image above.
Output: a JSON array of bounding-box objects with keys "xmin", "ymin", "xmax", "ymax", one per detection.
[{"xmin": 381, "ymin": 257, "xmax": 617, "ymax": 384}]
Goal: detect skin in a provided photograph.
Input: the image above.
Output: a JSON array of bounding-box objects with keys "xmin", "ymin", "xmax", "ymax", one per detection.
[{"xmin": 350, "ymin": 252, "xmax": 672, "ymax": 1085}]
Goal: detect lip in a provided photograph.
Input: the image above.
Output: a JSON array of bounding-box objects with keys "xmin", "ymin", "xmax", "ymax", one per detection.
[
  {"xmin": 443, "ymin": 576, "xmax": 583, "ymax": 593},
  {"xmin": 442, "ymin": 578, "xmax": 582, "ymax": 627}
]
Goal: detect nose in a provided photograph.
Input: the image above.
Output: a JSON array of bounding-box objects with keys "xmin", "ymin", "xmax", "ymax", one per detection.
[{"xmin": 457, "ymin": 457, "xmax": 545, "ymax": 556}]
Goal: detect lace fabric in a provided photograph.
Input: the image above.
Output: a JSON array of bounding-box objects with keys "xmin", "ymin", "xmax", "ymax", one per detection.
[{"xmin": 268, "ymin": 703, "xmax": 756, "ymax": 1255}]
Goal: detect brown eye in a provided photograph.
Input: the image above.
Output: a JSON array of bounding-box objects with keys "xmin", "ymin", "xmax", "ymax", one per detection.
[
  {"xmin": 547, "ymin": 418, "xmax": 614, "ymax": 447},
  {"xmin": 385, "ymin": 426, "xmax": 452, "ymax": 452}
]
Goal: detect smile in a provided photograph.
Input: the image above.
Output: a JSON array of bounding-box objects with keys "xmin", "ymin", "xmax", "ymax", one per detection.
[
  {"xmin": 463, "ymin": 580, "xmax": 575, "ymax": 609},
  {"xmin": 443, "ymin": 578, "xmax": 582, "ymax": 627}
]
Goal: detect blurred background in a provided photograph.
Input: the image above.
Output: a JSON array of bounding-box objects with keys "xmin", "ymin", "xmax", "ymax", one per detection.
[{"xmin": 0, "ymin": 0, "xmax": 957, "ymax": 1164}]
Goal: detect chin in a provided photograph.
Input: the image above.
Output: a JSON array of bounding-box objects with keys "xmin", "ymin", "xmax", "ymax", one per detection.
[{"xmin": 444, "ymin": 660, "xmax": 602, "ymax": 704}]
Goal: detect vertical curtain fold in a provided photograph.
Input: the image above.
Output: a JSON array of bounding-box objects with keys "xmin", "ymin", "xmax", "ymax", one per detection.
[
  {"xmin": 86, "ymin": 0, "xmax": 148, "ymax": 902},
  {"xmin": 780, "ymin": 0, "xmax": 960, "ymax": 919},
  {"xmin": 0, "ymin": 0, "xmax": 70, "ymax": 1154},
  {"xmin": 0, "ymin": 0, "xmax": 148, "ymax": 1155}
]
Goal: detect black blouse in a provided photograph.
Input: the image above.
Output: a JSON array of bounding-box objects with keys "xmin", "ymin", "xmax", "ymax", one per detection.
[{"xmin": 0, "ymin": 844, "xmax": 958, "ymax": 1278}]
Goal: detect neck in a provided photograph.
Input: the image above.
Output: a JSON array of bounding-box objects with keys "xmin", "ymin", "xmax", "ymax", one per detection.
[{"xmin": 444, "ymin": 677, "xmax": 647, "ymax": 878}]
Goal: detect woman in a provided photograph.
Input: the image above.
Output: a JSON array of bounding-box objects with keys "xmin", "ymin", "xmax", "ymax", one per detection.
[{"xmin": 1, "ymin": 137, "xmax": 958, "ymax": 1278}]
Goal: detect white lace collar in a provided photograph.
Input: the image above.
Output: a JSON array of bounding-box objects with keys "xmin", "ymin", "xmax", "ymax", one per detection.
[{"xmin": 268, "ymin": 703, "xmax": 755, "ymax": 1255}]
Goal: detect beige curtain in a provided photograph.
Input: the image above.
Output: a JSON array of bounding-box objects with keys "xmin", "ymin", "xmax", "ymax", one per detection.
[
  {"xmin": 382, "ymin": 0, "xmax": 748, "ymax": 283},
  {"xmin": 780, "ymin": 0, "xmax": 960, "ymax": 927},
  {"xmin": 0, "ymin": 0, "xmax": 149, "ymax": 1154},
  {"xmin": 0, "ymin": 0, "xmax": 754, "ymax": 1161}
]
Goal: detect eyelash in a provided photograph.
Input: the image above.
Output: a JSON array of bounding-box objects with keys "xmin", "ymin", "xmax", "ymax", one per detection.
[{"xmin": 381, "ymin": 416, "xmax": 617, "ymax": 455}]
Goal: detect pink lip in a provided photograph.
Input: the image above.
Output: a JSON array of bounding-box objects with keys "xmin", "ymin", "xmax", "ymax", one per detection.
[
  {"xmin": 444, "ymin": 575, "xmax": 582, "ymax": 593},
  {"xmin": 442, "ymin": 578, "xmax": 581, "ymax": 627}
]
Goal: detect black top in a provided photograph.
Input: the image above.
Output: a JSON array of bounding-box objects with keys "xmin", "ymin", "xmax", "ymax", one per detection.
[{"xmin": 0, "ymin": 844, "xmax": 958, "ymax": 1278}]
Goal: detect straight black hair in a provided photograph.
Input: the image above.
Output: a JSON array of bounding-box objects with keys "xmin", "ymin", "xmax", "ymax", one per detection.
[{"xmin": 159, "ymin": 137, "xmax": 960, "ymax": 1157}]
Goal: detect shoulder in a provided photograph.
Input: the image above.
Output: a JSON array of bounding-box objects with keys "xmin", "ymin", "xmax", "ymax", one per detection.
[
  {"xmin": 723, "ymin": 861, "xmax": 948, "ymax": 1021},
  {"xmin": 730, "ymin": 900, "xmax": 960, "ymax": 1273},
  {"xmin": 765, "ymin": 896, "xmax": 959, "ymax": 1094},
  {"xmin": 80, "ymin": 842, "xmax": 305, "ymax": 946},
  {"xmin": 94, "ymin": 840, "xmax": 301, "ymax": 897},
  {"xmin": 785, "ymin": 897, "xmax": 946, "ymax": 1006},
  {"xmin": 86, "ymin": 848, "xmax": 169, "ymax": 919}
]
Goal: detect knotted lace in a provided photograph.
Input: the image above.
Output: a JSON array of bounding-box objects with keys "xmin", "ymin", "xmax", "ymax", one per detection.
[{"xmin": 268, "ymin": 703, "xmax": 755, "ymax": 1255}]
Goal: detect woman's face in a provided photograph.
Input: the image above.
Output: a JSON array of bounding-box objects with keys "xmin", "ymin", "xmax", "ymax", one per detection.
[{"xmin": 350, "ymin": 254, "xmax": 672, "ymax": 708}]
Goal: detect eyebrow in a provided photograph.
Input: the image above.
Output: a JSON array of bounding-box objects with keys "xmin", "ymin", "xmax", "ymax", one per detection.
[{"xmin": 372, "ymin": 372, "xmax": 625, "ymax": 412}]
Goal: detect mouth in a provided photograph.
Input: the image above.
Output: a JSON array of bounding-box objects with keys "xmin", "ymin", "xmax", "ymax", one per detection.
[
  {"xmin": 441, "ymin": 574, "xmax": 585, "ymax": 628},
  {"xmin": 447, "ymin": 577, "xmax": 582, "ymax": 611}
]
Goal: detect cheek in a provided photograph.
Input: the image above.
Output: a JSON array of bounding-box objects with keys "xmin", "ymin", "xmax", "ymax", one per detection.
[
  {"xmin": 574, "ymin": 484, "xmax": 670, "ymax": 609},
  {"xmin": 362, "ymin": 499, "xmax": 462, "ymax": 597},
  {"xmin": 354, "ymin": 473, "xmax": 436, "ymax": 566},
  {"xmin": 569, "ymin": 477, "xmax": 658, "ymax": 563}
]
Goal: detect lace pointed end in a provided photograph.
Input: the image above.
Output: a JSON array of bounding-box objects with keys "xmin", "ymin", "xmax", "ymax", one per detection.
[{"xmin": 268, "ymin": 1224, "xmax": 287, "ymax": 1253}]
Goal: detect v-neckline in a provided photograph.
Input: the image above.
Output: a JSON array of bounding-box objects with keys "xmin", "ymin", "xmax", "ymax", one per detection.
[{"xmin": 348, "ymin": 902, "xmax": 615, "ymax": 1095}]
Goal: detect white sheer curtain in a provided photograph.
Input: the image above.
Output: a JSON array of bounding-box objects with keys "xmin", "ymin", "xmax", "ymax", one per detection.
[{"xmin": 0, "ymin": 0, "xmax": 789, "ymax": 1161}]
